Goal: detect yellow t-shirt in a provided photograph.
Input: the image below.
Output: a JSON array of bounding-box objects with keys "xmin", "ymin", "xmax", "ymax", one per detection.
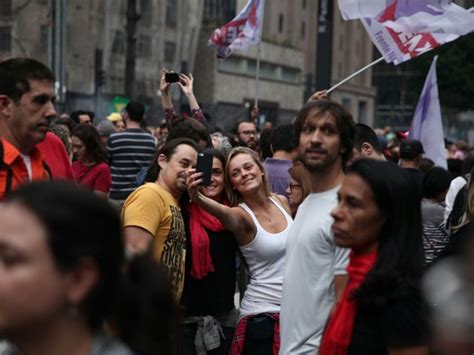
[{"xmin": 122, "ymin": 183, "xmax": 186, "ymax": 300}]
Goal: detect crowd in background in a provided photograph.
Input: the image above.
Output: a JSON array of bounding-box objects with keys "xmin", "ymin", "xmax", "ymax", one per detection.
[{"xmin": 0, "ymin": 58, "xmax": 473, "ymax": 355}]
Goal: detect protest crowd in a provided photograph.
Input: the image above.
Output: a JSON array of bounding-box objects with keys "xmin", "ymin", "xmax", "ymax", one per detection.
[{"xmin": 1, "ymin": 1, "xmax": 474, "ymax": 355}]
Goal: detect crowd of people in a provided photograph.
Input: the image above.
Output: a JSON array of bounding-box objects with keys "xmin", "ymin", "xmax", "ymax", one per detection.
[{"xmin": 0, "ymin": 57, "xmax": 472, "ymax": 355}]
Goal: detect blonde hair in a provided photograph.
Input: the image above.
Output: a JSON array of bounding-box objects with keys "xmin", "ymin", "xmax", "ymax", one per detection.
[{"xmin": 224, "ymin": 147, "xmax": 271, "ymax": 206}]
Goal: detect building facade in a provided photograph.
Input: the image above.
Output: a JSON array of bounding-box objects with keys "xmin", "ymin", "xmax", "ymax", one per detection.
[{"xmin": 0, "ymin": 0, "xmax": 204, "ymax": 124}]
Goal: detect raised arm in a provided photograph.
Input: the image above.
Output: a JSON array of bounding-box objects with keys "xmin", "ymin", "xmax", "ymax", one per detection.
[
  {"xmin": 178, "ymin": 73, "xmax": 207, "ymax": 126},
  {"xmin": 187, "ymin": 170, "xmax": 254, "ymax": 245}
]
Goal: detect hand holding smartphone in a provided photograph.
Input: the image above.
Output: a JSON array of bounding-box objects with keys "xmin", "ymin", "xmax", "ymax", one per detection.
[
  {"xmin": 165, "ymin": 72, "xmax": 180, "ymax": 83},
  {"xmin": 196, "ymin": 150, "xmax": 213, "ymax": 186}
]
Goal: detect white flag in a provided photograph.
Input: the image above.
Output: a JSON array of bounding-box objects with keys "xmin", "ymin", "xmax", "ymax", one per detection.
[
  {"xmin": 208, "ymin": 0, "xmax": 265, "ymax": 59},
  {"xmin": 409, "ymin": 56, "xmax": 447, "ymax": 169},
  {"xmin": 338, "ymin": 0, "xmax": 474, "ymax": 64}
]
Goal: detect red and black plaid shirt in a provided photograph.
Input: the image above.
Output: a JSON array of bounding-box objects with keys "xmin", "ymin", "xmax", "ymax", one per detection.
[{"xmin": 230, "ymin": 313, "xmax": 280, "ymax": 355}]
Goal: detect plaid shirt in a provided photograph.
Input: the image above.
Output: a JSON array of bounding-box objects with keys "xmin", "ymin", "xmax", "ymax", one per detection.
[
  {"xmin": 164, "ymin": 108, "xmax": 207, "ymax": 127},
  {"xmin": 230, "ymin": 313, "xmax": 280, "ymax": 355}
]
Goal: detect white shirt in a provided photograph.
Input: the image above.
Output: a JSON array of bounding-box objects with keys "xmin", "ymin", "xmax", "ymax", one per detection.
[
  {"xmin": 238, "ymin": 197, "xmax": 293, "ymax": 318},
  {"xmin": 19, "ymin": 154, "xmax": 32, "ymax": 181},
  {"xmin": 443, "ymin": 175, "xmax": 468, "ymax": 225},
  {"xmin": 279, "ymin": 188, "xmax": 349, "ymax": 355}
]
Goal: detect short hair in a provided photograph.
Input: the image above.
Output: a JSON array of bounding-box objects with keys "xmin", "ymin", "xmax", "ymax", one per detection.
[
  {"xmin": 272, "ymin": 124, "xmax": 297, "ymax": 153},
  {"xmin": 54, "ymin": 116, "xmax": 76, "ymax": 133},
  {"xmin": 224, "ymin": 147, "xmax": 271, "ymax": 206},
  {"xmin": 72, "ymin": 123, "xmax": 107, "ymax": 163},
  {"xmin": 233, "ymin": 119, "xmax": 256, "ymax": 135},
  {"xmin": 354, "ymin": 123, "xmax": 382, "ymax": 154},
  {"xmin": 0, "ymin": 58, "xmax": 55, "ymax": 102},
  {"xmin": 167, "ymin": 117, "xmax": 212, "ymax": 148},
  {"xmin": 259, "ymin": 128, "xmax": 273, "ymax": 160},
  {"xmin": 144, "ymin": 137, "xmax": 199, "ymax": 183},
  {"xmin": 125, "ymin": 101, "xmax": 145, "ymax": 122},
  {"xmin": 293, "ymin": 100, "xmax": 356, "ymax": 165},
  {"xmin": 6, "ymin": 181, "xmax": 124, "ymax": 331},
  {"xmin": 70, "ymin": 110, "xmax": 94, "ymax": 124},
  {"xmin": 423, "ymin": 167, "xmax": 452, "ymax": 199}
]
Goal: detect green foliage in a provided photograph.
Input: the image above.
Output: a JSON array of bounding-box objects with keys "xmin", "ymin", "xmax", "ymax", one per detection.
[{"xmin": 406, "ymin": 32, "xmax": 474, "ymax": 111}]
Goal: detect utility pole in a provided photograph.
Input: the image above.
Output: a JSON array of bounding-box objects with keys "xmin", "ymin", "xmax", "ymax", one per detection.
[
  {"xmin": 48, "ymin": 0, "xmax": 67, "ymax": 110},
  {"xmin": 125, "ymin": 0, "xmax": 140, "ymax": 99}
]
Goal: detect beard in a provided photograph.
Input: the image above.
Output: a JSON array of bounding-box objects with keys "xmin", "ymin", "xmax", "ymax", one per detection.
[{"xmin": 299, "ymin": 148, "xmax": 338, "ymax": 172}]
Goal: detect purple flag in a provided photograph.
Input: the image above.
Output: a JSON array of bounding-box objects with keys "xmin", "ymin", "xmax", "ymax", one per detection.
[{"xmin": 409, "ymin": 56, "xmax": 447, "ymax": 169}]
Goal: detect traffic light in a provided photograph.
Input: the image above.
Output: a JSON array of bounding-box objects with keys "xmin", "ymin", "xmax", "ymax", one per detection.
[{"xmin": 97, "ymin": 69, "xmax": 106, "ymax": 87}]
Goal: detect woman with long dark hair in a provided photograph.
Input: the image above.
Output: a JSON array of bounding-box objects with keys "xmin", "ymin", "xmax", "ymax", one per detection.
[
  {"xmin": 319, "ymin": 159, "xmax": 428, "ymax": 355},
  {"xmin": 188, "ymin": 147, "xmax": 292, "ymax": 354},
  {"xmin": 71, "ymin": 123, "xmax": 111, "ymax": 197}
]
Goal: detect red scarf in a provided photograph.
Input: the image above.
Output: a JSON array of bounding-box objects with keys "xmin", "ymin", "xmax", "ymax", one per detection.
[
  {"xmin": 319, "ymin": 249, "xmax": 378, "ymax": 355},
  {"xmin": 187, "ymin": 202, "xmax": 225, "ymax": 279}
]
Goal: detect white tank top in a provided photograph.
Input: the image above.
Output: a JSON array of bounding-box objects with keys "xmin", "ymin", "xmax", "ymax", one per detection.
[{"xmin": 238, "ymin": 197, "xmax": 293, "ymax": 318}]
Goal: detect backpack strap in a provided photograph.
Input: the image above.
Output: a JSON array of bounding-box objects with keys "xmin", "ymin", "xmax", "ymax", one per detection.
[{"xmin": 0, "ymin": 140, "xmax": 14, "ymax": 197}]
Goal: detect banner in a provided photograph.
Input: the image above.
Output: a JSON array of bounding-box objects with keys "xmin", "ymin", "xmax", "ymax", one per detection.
[
  {"xmin": 409, "ymin": 56, "xmax": 447, "ymax": 169},
  {"xmin": 338, "ymin": 0, "xmax": 474, "ymax": 64},
  {"xmin": 208, "ymin": 0, "xmax": 265, "ymax": 59}
]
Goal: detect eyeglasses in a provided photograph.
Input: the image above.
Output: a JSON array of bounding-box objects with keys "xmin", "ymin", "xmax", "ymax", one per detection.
[
  {"xmin": 238, "ymin": 130, "xmax": 257, "ymax": 136},
  {"xmin": 289, "ymin": 183, "xmax": 302, "ymax": 192}
]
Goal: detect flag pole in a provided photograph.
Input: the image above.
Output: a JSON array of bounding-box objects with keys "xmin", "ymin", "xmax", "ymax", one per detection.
[
  {"xmin": 255, "ymin": 42, "xmax": 261, "ymax": 108},
  {"xmin": 327, "ymin": 57, "xmax": 384, "ymax": 94}
]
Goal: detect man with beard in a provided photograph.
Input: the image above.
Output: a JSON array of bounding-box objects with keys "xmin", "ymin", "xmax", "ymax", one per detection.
[
  {"xmin": 0, "ymin": 58, "xmax": 56, "ymax": 200},
  {"xmin": 279, "ymin": 100, "xmax": 355, "ymax": 354},
  {"xmin": 122, "ymin": 138, "xmax": 198, "ymax": 300},
  {"xmin": 234, "ymin": 120, "xmax": 258, "ymax": 151}
]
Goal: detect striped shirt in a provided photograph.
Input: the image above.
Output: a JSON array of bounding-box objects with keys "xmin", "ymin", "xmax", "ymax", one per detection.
[
  {"xmin": 421, "ymin": 199, "xmax": 449, "ymax": 265},
  {"xmin": 107, "ymin": 128, "xmax": 157, "ymax": 200}
]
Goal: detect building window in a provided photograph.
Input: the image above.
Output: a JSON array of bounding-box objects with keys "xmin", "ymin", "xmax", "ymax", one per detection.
[
  {"xmin": 301, "ymin": 22, "xmax": 305, "ymax": 39},
  {"xmin": 138, "ymin": 34, "xmax": 152, "ymax": 58},
  {"xmin": 112, "ymin": 30, "xmax": 126, "ymax": 55},
  {"xmin": 40, "ymin": 25, "xmax": 48, "ymax": 49},
  {"xmin": 342, "ymin": 97, "xmax": 352, "ymax": 111},
  {"xmin": 0, "ymin": 0, "xmax": 12, "ymax": 17},
  {"xmin": 164, "ymin": 41, "xmax": 176, "ymax": 63},
  {"xmin": 139, "ymin": 0, "xmax": 152, "ymax": 26},
  {"xmin": 358, "ymin": 101, "xmax": 367, "ymax": 123},
  {"xmin": 166, "ymin": 0, "xmax": 177, "ymax": 28},
  {"xmin": 278, "ymin": 14, "xmax": 284, "ymax": 33},
  {"xmin": 0, "ymin": 27, "xmax": 11, "ymax": 52}
]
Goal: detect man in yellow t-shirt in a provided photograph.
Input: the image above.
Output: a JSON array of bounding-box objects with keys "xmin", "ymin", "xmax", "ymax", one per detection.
[{"xmin": 122, "ymin": 138, "xmax": 198, "ymax": 299}]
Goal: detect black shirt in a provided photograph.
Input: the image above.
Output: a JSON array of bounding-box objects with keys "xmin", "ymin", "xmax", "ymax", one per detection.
[
  {"xmin": 180, "ymin": 209, "xmax": 238, "ymax": 316},
  {"xmin": 348, "ymin": 291, "xmax": 427, "ymax": 355}
]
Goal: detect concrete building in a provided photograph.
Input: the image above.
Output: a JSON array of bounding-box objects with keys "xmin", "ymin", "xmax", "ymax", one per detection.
[
  {"xmin": 0, "ymin": 0, "xmax": 204, "ymax": 124},
  {"xmin": 194, "ymin": 0, "xmax": 376, "ymax": 132}
]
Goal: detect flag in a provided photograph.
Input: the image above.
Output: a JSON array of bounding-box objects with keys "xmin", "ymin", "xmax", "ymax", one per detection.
[
  {"xmin": 409, "ymin": 56, "xmax": 447, "ymax": 169},
  {"xmin": 208, "ymin": 0, "xmax": 265, "ymax": 59},
  {"xmin": 338, "ymin": 0, "xmax": 474, "ymax": 64}
]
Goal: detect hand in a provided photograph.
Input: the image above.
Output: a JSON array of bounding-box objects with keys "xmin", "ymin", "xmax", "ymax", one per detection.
[
  {"xmin": 160, "ymin": 68, "xmax": 170, "ymax": 95},
  {"xmin": 308, "ymin": 90, "xmax": 329, "ymax": 102},
  {"xmin": 187, "ymin": 169, "xmax": 203, "ymax": 202},
  {"xmin": 178, "ymin": 73, "xmax": 194, "ymax": 97}
]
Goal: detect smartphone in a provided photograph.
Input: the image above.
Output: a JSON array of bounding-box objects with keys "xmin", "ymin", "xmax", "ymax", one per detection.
[
  {"xmin": 196, "ymin": 150, "xmax": 213, "ymax": 186},
  {"xmin": 165, "ymin": 72, "xmax": 180, "ymax": 83}
]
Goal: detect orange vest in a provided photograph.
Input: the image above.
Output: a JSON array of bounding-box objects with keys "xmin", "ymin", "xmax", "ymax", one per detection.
[{"xmin": 0, "ymin": 139, "xmax": 50, "ymax": 200}]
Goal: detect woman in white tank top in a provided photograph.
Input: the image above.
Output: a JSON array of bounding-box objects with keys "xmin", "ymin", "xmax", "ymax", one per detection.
[{"xmin": 188, "ymin": 147, "xmax": 293, "ymax": 355}]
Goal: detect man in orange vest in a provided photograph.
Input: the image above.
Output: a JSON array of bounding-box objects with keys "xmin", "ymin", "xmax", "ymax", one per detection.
[{"xmin": 0, "ymin": 58, "xmax": 57, "ymax": 200}]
